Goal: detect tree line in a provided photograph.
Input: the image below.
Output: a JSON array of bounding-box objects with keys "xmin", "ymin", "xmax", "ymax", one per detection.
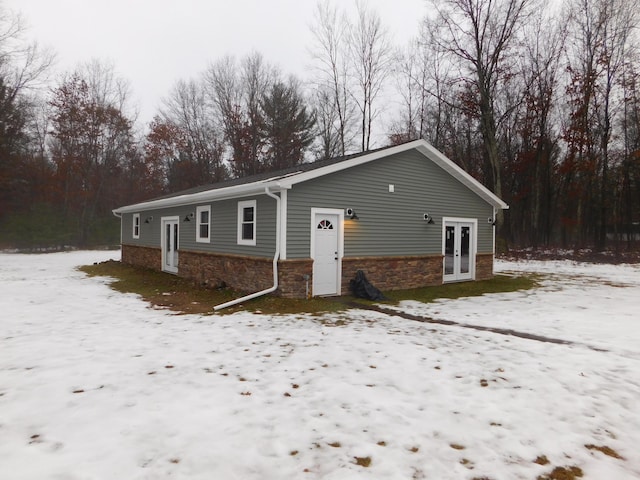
[{"xmin": 0, "ymin": 0, "xmax": 639, "ymax": 252}]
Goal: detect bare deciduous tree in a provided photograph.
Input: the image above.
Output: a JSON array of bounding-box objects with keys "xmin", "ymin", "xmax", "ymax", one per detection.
[
  {"xmin": 310, "ymin": 1, "xmax": 355, "ymax": 156},
  {"xmin": 429, "ymin": 0, "xmax": 538, "ymax": 222},
  {"xmin": 348, "ymin": 0, "xmax": 391, "ymax": 151},
  {"xmin": 162, "ymin": 78, "xmax": 226, "ymax": 184}
]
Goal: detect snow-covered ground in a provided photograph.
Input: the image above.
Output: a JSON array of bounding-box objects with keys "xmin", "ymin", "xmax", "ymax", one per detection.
[{"xmin": 1, "ymin": 251, "xmax": 639, "ymax": 480}]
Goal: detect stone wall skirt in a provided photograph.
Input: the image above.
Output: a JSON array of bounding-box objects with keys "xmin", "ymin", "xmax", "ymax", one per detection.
[
  {"xmin": 121, "ymin": 245, "xmax": 494, "ymax": 299},
  {"xmin": 341, "ymin": 255, "xmax": 444, "ymax": 294}
]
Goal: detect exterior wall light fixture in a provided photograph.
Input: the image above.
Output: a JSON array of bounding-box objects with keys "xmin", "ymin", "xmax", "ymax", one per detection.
[
  {"xmin": 184, "ymin": 212, "xmax": 194, "ymax": 222},
  {"xmin": 423, "ymin": 213, "xmax": 434, "ymax": 224},
  {"xmin": 346, "ymin": 208, "xmax": 359, "ymax": 220}
]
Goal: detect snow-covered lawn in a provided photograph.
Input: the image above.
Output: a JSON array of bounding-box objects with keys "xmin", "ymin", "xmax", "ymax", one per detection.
[{"xmin": 1, "ymin": 251, "xmax": 639, "ymax": 480}]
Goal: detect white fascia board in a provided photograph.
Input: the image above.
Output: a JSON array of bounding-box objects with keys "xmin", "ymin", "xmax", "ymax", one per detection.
[{"xmin": 113, "ymin": 181, "xmax": 290, "ymax": 214}]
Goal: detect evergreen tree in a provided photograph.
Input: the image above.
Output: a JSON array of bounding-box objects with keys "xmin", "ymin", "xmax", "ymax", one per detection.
[{"xmin": 260, "ymin": 79, "xmax": 316, "ymax": 170}]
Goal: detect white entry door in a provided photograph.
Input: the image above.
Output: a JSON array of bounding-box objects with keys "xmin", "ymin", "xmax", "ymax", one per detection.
[
  {"xmin": 312, "ymin": 211, "xmax": 342, "ymax": 296},
  {"xmin": 162, "ymin": 217, "xmax": 179, "ymax": 274},
  {"xmin": 443, "ymin": 219, "xmax": 475, "ymax": 282}
]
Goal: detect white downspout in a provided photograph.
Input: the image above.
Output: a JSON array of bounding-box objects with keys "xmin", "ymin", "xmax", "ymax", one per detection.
[
  {"xmin": 213, "ymin": 186, "xmax": 281, "ymax": 311},
  {"xmin": 112, "ymin": 210, "xmax": 123, "ymax": 252}
]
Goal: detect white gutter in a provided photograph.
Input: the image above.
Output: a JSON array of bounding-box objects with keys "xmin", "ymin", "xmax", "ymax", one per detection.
[{"xmin": 213, "ymin": 186, "xmax": 281, "ymax": 311}]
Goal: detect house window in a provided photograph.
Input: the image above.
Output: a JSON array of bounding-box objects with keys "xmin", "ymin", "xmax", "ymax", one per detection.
[
  {"xmin": 196, "ymin": 205, "xmax": 211, "ymax": 243},
  {"xmin": 237, "ymin": 200, "xmax": 256, "ymax": 246},
  {"xmin": 317, "ymin": 219, "xmax": 334, "ymax": 230},
  {"xmin": 133, "ymin": 213, "xmax": 140, "ymax": 239}
]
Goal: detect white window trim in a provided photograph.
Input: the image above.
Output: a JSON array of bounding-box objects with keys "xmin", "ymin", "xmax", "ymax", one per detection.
[
  {"xmin": 237, "ymin": 200, "xmax": 257, "ymax": 246},
  {"xmin": 196, "ymin": 205, "xmax": 211, "ymax": 243},
  {"xmin": 132, "ymin": 213, "xmax": 140, "ymax": 239}
]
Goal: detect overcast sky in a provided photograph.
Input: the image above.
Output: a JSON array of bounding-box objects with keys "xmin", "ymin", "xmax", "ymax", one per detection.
[{"xmin": 6, "ymin": 0, "xmax": 427, "ymax": 127}]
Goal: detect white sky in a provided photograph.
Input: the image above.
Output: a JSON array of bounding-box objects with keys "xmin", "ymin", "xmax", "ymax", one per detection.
[{"xmin": 6, "ymin": 0, "xmax": 427, "ymax": 127}]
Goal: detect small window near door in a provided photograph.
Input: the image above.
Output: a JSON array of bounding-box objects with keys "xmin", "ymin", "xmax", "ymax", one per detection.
[
  {"xmin": 132, "ymin": 213, "xmax": 140, "ymax": 239},
  {"xmin": 317, "ymin": 219, "xmax": 334, "ymax": 230},
  {"xmin": 237, "ymin": 200, "xmax": 256, "ymax": 246},
  {"xmin": 196, "ymin": 205, "xmax": 211, "ymax": 243}
]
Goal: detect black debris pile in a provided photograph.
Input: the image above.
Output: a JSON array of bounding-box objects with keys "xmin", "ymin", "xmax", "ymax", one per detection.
[{"xmin": 350, "ymin": 270, "xmax": 386, "ymax": 301}]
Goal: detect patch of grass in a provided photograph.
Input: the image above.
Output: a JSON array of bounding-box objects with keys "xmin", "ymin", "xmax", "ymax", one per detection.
[
  {"xmin": 79, "ymin": 260, "xmax": 539, "ymax": 315},
  {"xmin": 354, "ymin": 456, "xmax": 371, "ymax": 467},
  {"xmin": 79, "ymin": 260, "xmax": 345, "ymax": 315},
  {"xmin": 536, "ymin": 466, "xmax": 584, "ymax": 480},
  {"xmin": 585, "ymin": 444, "xmax": 624, "ymax": 459},
  {"xmin": 534, "ymin": 455, "xmax": 550, "ymax": 465},
  {"xmin": 379, "ymin": 274, "xmax": 539, "ymax": 305}
]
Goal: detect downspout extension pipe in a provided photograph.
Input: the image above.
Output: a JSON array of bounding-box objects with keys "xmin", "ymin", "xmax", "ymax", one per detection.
[{"xmin": 213, "ymin": 186, "xmax": 281, "ymax": 311}]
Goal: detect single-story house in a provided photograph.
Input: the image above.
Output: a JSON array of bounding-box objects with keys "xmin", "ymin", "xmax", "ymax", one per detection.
[{"xmin": 113, "ymin": 139, "xmax": 508, "ymax": 301}]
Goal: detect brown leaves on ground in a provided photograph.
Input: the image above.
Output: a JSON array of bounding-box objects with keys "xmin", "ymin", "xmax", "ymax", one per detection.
[
  {"xmin": 585, "ymin": 444, "xmax": 624, "ymax": 459},
  {"xmin": 354, "ymin": 456, "xmax": 371, "ymax": 467},
  {"xmin": 537, "ymin": 466, "xmax": 584, "ymax": 480}
]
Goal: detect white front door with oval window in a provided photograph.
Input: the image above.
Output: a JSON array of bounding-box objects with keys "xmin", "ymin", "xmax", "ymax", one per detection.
[{"xmin": 311, "ymin": 209, "xmax": 343, "ymax": 296}]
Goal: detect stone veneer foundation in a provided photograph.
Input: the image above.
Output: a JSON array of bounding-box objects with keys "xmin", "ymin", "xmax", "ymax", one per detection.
[
  {"xmin": 121, "ymin": 244, "xmax": 494, "ymax": 299},
  {"xmin": 341, "ymin": 255, "xmax": 444, "ymax": 293},
  {"xmin": 475, "ymin": 253, "xmax": 494, "ymax": 280}
]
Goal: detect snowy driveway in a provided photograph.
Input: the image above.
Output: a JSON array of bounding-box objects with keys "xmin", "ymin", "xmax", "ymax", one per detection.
[{"xmin": 1, "ymin": 251, "xmax": 639, "ymax": 479}]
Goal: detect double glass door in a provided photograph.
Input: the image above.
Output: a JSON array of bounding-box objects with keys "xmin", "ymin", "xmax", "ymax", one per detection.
[
  {"xmin": 162, "ymin": 217, "xmax": 179, "ymax": 274},
  {"xmin": 444, "ymin": 221, "xmax": 473, "ymax": 282}
]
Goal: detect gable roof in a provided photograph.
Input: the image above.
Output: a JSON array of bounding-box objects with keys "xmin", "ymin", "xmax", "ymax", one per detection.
[{"xmin": 113, "ymin": 139, "xmax": 508, "ymax": 214}]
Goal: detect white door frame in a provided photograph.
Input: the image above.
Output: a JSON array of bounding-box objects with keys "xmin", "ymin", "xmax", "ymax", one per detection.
[
  {"xmin": 310, "ymin": 208, "xmax": 344, "ymax": 296},
  {"xmin": 442, "ymin": 217, "xmax": 477, "ymax": 282},
  {"xmin": 161, "ymin": 216, "xmax": 180, "ymax": 274}
]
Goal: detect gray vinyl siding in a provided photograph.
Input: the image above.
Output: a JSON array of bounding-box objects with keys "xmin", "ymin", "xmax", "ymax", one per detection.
[
  {"xmin": 287, "ymin": 150, "xmax": 495, "ymax": 258},
  {"xmin": 121, "ymin": 195, "xmax": 277, "ymax": 258}
]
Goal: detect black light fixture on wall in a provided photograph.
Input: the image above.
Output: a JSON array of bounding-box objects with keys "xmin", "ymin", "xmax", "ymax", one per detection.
[
  {"xmin": 346, "ymin": 208, "xmax": 359, "ymax": 220},
  {"xmin": 423, "ymin": 213, "xmax": 434, "ymax": 224},
  {"xmin": 144, "ymin": 216, "xmax": 153, "ymax": 224},
  {"xmin": 184, "ymin": 212, "xmax": 194, "ymax": 222}
]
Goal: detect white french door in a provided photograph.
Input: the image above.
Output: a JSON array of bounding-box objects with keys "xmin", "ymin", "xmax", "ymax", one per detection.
[
  {"xmin": 162, "ymin": 217, "xmax": 179, "ymax": 274},
  {"xmin": 443, "ymin": 219, "xmax": 476, "ymax": 282}
]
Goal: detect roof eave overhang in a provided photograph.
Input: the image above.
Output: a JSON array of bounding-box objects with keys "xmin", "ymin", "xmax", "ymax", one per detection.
[
  {"xmin": 113, "ymin": 139, "xmax": 508, "ymax": 215},
  {"xmin": 112, "ymin": 181, "xmax": 290, "ymax": 215}
]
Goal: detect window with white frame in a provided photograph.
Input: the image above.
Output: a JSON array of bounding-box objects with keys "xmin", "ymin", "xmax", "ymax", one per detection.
[
  {"xmin": 237, "ymin": 200, "xmax": 256, "ymax": 246},
  {"xmin": 196, "ymin": 205, "xmax": 211, "ymax": 243},
  {"xmin": 132, "ymin": 213, "xmax": 140, "ymax": 239}
]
